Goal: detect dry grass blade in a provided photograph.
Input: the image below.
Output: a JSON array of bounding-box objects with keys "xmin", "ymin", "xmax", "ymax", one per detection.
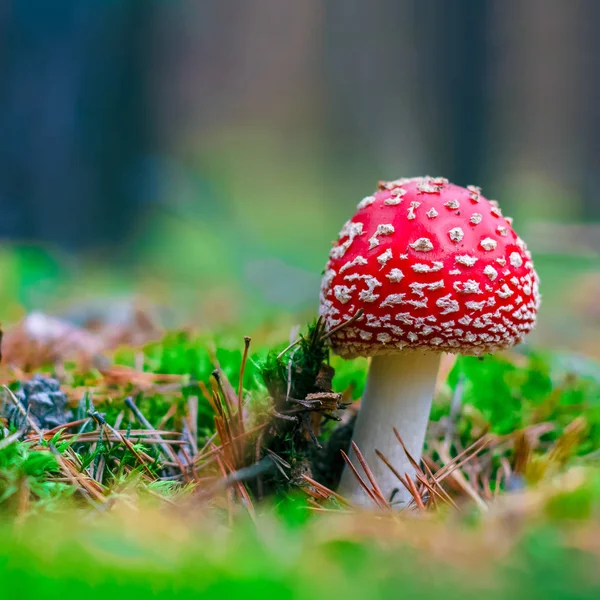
[
  {"xmin": 3, "ymin": 385, "xmax": 43, "ymax": 436},
  {"xmin": 88, "ymin": 410, "xmax": 156, "ymax": 479},
  {"xmin": 237, "ymin": 336, "xmax": 251, "ymax": 436},
  {"xmin": 384, "ymin": 428, "xmax": 489, "ymax": 511},
  {"xmin": 373, "ymin": 449, "xmax": 414, "ymax": 504},
  {"xmin": 55, "ymin": 436, "xmax": 189, "ymax": 446},
  {"xmin": 48, "ymin": 444, "xmax": 106, "ymax": 505},
  {"xmin": 41, "ymin": 418, "xmax": 91, "ymax": 437},
  {"xmin": 125, "ymin": 397, "xmax": 183, "ymax": 471},
  {"xmin": 349, "ymin": 441, "xmax": 388, "ymax": 506},
  {"xmin": 435, "ymin": 442, "xmax": 488, "ymax": 511},
  {"xmin": 393, "ymin": 427, "xmax": 427, "ymax": 476},
  {"xmin": 341, "ymin": 450, "xmax": 379, "ymax": 506},
  {"xmin": 414, "ymin": 472, "xmax": 458, "ymax": 509},
  {"xmin": 433, "ymin": 435, "xmax": 493, "ymax": 484},
  {"xmin": 212, "ymin": 443, "xmax": 234, "ymax": 526},
  {"xmin": 219, "ymin": 454, "xmax": 256, "ymax": 521},
  {"xmin": 0, "ymin": 429, "xmax": 26, "ymax": 451},
  {"xmin": 341, "ymin": 448, "xmax": 388, "ymax": 510},
  {"xmin": 300, "ymin": 475, "xmax": 352, "ymax": 505},
  {"xmin": 418, "ymin": 461, "xmax": 460, "ymax": 510},
  {"xmin": 404, "ymin": 475, "xmax": 425, "ymax": 510},
  {"xmin": 186, "ymin": 395, "xmax": 199, "ymax": 457},
  {"xmin": 302, "ymin": 475, "xmax": 351, "ymax": 506}
]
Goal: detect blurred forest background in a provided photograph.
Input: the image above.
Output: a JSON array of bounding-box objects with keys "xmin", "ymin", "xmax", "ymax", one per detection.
[{"xmin": 0, "ymin": 1, "xmax": 599, "ymax": 356}]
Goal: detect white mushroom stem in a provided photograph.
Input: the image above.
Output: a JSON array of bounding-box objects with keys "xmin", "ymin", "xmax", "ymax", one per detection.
[{"xmin": 338, "ymin": 351, "xmax": 441, "ymax": 508}]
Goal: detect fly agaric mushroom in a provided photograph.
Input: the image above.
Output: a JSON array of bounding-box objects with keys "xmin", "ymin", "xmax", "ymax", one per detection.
[{"xmin": 320, "ymin": 176, "xmax": 540, "ymax": 507}]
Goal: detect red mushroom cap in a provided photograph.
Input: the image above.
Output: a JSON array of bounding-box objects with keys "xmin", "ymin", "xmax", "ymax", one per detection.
[{"xmin": 319, "ymin": 176, "xmax": 540, "ymax": 358}]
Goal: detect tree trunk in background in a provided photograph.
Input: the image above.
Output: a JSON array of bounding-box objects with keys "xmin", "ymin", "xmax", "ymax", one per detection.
[
  {"xmin": 418, "ymin": 0, "xmax": 491, "ymax": 187},
  {"xmin": 0, "ymin": 2, "xmax": 151, "ymax": 252},
  {"xmin": 490, "ymin": 0, "xmax": 592, "ymax": 220},
  {"xmin": 582, "ymin": 1, "xmax": 600, "ymax": 218},
  {"xmin": 150, "ymin": 0, "xmax": 322, "ymax": 147},
  {"xmin": 322, "ymin": 0, "xmax": 492, "ymax": 187},
  {"xmin": 323, "ymin": 0, "xmax": 426, "ymax": 181}
]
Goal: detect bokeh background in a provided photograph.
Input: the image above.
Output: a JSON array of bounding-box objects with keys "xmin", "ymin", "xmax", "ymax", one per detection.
[{"xmin": 0, "ymin": 1, "xmax": 599, "ymax": 355}]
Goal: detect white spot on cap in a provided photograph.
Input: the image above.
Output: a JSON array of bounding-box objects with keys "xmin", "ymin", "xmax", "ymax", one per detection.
[
  {"xmin": 448, "ymin": 227, "xmax": 464, "ymax": 243},
  {"xmin": 322, "ymin": 269, "xmax": 336, "ymax": 289},
  {"xmin": 406, "ymin": 298, "xmax": 428, "ymax": 309},
  {"xmin": 359, "ymin": 330, "xmax": 373, "ymax": 341},
  {"xmin": 483, "ymin": 265, "xmax": 498, "ymax": 281},
  {"xmin": 505, "ymin": 216, "xmax": 514, "ymax": 226},
  {"xmin": 437, "ymin": 294, "xmax": 460, "ymax": 314},
  {"xmin": 384, "ymin": 196, "xmax": 403, "ymax": 206},
  {"xmin": 457, "ymin": 280, "xmax": 482, "ymax": 294},
  {"xmin": 412, "ymin": 261, "xmax": 443, "ymax": 273},
  {"xmin": 410, "ymin": 282, "xmax": 428, "ymax": 297},
  {"xmin": 331, "ymin": 221, "xmax": 365, "ymax": 259},
  {"xmin": 340, "ymin": 255, "xmax": 368, "ymax": 273},
  {"xmin": 465, "ymin": 300, "xmax": 486, "ymax": 311},
  {"xmin": 377, "ymin": 248, "xmax": 393, "ymax": 267},
  {"xmin": 449, "ymin": 268, "xmax": 461, "ymax": 275},
  {"xmin": 455, "ymin": 255, "xmax": 478, "ymax": 267},
  {"xmin": 381, "ymin": 293, "xmax": 406, "ymax": 307},
  {"xmin": 458, "ymin": 315, "xmax": 472, "ymax": 326},
  {"xmin": 395, "ymin": 313, "xmax": 413, "ymax": 324},
  {"xmin": 409, "ymin": 238, "xmax": 434, "ymax": 252},
  {"xmin": 357, "ymin": 196, "xmax": 375, "ymax": 209},
  {"xmin": 445, "ymin": 199, "xmax": 460, "ymax": 210},
  {"xmin": 467, "ymin": 185, "xmax": 481, "ymax": 202},
  {"xmin": 491, "ymin": 206, "xmax": 503, "ymax": 218},
  {"xmin": 384, "ymin": 324, "xmax": 405, "ymax": 336},
  {"xmin": 426, "ymin": 208, "xmax": 439, "ymax": 219},
  {"xmin": 358, "ymin": 276, "xmax": 382, "ymax": 302},
  {"xmin": 496, "ymin": 257, "xmax": 507, "ymax": 266},
  {"xmin": 480, "ymin": 238, "xmax": 497, "ymax": 251},
  {"xmin": 470, "ymin": 213, "xmax": 482, "ymax": 225},
  {"xmin": 407, "ymin": 201, "xmax": 421, "ymax": 220},
  {"xmin": 497, "ymin": 284, "xmax": 514, "ymax": 299},
  {"xmin": 377, "ymin": 224, "xmax": 394, "ymax": 236},
  {"xmin": 509, "ymin": 252, "xmax": 523, "ymax": 268},
  {"xmin": 334, "ymin": 285, "xmax": 355, "ymax": 304},
  {"xmin": 417, "ymin": 180, "xmax": 442, "ymax": 194},
  {"xmin": 497, "ymin": 226, "xmax": 508, "ymax": 237},
  {"xmin": 387, "ymin": 268, "xmax": 404, "ymax": 283},
  {"xmin": 368, "ymin": 235, "xmax": 379, "ymax": 250},
  {"xmin": 368, "ymin": 223, "xmax": 395, "ymax": 250},
  {"xmin": 377, "ymin": 332, "xmax": 391, "ymax": 343},
  {"xmin": 430, "ymin": 337, "xmax": 443, "ymax": 345}
]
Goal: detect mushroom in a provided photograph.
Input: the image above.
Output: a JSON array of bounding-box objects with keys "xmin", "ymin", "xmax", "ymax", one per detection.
[{"xmin": 319, "ymin": 176, "xmax": 540, "ymax": 507}]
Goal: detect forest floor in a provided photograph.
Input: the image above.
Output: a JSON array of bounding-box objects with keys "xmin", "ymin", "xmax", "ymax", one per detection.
[{"xmin": 1, "ymin": 310, "xmax": 600, "ymax": 599}]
